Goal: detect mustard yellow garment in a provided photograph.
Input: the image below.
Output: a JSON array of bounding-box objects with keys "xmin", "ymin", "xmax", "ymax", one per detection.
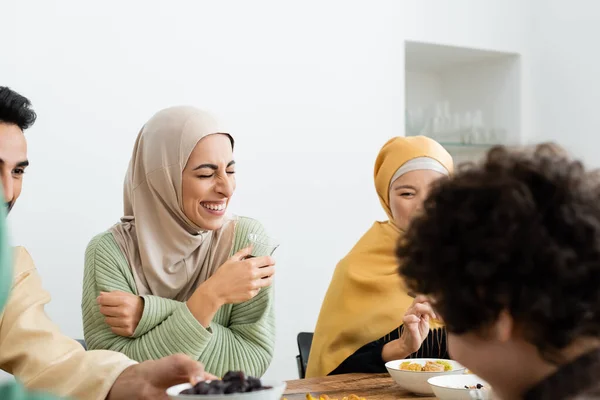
[
  {"xmin": 0, "ymin": 247, "xmax": 136, "ymax": 399},
  {"xmin": 306, "ymin": 136, "xmax": 453, "ymax": 378}
]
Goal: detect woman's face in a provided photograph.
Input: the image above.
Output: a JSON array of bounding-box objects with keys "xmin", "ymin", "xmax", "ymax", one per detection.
[
  {"xmin": 389, "ymin": 169, "xmax": 445, "ymax": 230},
  {"xmin": 182, "ymin": 134, "xmax": 236, "ymax": 231}
]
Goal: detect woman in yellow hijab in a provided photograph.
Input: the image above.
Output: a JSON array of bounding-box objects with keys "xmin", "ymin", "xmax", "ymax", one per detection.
[{"xmin": 306, "ymin": 136, "xmax": 454, "ymax": 377}]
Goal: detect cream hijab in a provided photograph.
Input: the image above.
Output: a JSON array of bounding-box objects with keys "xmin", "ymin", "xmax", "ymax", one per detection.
[{"xmin": 110, "ymin": 106, "xmax": 238, "ymax": 301}]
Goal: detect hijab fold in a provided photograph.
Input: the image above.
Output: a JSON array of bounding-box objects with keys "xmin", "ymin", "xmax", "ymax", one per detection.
[
  {"xmin": 306, "ymin": 136, "xmax": 453, "ymax": 378},
  {"xmin": 110, "ymin": 106, "xmax": 236, "ymax": 301}
]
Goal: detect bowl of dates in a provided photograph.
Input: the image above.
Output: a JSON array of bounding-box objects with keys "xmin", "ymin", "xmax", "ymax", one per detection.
[{"xmin": 167, "ymin": 371, "xmax": 286, "ymax": 400}]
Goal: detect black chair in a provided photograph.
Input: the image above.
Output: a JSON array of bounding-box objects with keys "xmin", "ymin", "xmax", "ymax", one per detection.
[
  {"xmin": 75, "ymin": 339, "xmax": 87, "ymax": 350},
  {"xmin": 296, "ymin": 332, "xmax": 313, "ymax": 378}
]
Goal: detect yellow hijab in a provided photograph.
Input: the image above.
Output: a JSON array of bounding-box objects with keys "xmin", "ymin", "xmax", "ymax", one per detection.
[{"xmin": 306, "ymin": 136, "xmax": 454, "ymax": 378}]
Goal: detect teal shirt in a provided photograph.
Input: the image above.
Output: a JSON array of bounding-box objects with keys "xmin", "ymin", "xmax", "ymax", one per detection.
[
  {"xmin": 0, "ymin": 383, "xmax": 62, "ymax": 400},
  {"xmin": 82, "ymin": 216, "xmax": 276, "ymax": 377},
  {"xmin": 0, "ymin": 187, "xmax": 60, "ymax": 399}
]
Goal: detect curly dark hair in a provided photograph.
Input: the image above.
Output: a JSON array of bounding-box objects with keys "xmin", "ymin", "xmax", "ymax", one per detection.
[
  {"xmin": 0, "ymin": 86, "xmax": 37, "ymax": 130},
  {"xmin": 397, "ymin": 143, "xmax": 600, "ymax": 363}
]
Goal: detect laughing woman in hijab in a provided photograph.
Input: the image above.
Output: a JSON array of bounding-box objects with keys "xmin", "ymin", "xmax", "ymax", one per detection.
[
  {"xmin": 82, "ymin": 106, "xmax": 276, "ymax": 377},
  {"xmin": 306, "ymin": 136, "xmax": 454, "ymax": 377}
]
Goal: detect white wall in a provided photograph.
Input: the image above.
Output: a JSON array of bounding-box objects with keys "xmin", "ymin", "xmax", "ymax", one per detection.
[
  {"xmin": 528, "ymin": 0, "xmax": 600, "ymax": 167},
  {"xmin": 1, "ymin": 0, "xmax": 532, "ymax": 382}
]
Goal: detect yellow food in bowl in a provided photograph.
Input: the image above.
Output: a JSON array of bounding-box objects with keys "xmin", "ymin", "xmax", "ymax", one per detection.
[{"xmin": 400, "ymin": 360, "xmax": 452, "ymax": 372}]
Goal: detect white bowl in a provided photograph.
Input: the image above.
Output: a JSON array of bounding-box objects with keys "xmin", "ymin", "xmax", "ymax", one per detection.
[
  {"xmin": 166, "ymin": 380, "xmax": 286, "ymax": 400},
  {"xmin": 428, "ymin": 374, "xmax": 492, "ymax": 400},
  {"xmin": 385, "ymin": 359, "xmax": 465, "ymax": 396}
]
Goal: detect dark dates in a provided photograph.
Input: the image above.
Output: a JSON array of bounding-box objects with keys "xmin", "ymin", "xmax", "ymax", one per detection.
[{"xmin": 180, "ymin": 371, "xmax": 272, "ymax": 396}]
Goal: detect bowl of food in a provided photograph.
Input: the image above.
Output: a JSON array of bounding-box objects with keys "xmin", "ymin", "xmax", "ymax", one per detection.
[
  {"xmin": 385, "ymin": 359, "xmax": 465, "ymax": 396},
  {"xmin": 167, "ymin": 371, "xmax": 286, "ymax": 400},
  {"xmin": 427, "ymin": 374, "xmax": 492, "ymax": 400}
]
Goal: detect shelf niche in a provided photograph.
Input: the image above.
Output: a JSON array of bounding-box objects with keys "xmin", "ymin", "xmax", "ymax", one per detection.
[{"xmin": 404, "ymin": 40, "xmax": 521, "ymax": 163}]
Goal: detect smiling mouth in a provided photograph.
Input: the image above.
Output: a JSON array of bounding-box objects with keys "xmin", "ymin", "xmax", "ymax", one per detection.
[{"xmin": 200, "ymin": 202, "xmax": 226, "ymax": 212}]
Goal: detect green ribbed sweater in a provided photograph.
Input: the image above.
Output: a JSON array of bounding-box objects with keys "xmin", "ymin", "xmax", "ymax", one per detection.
[{"xmin": 81, "ymin": 217, "xmax": 275, "ymax": 377}]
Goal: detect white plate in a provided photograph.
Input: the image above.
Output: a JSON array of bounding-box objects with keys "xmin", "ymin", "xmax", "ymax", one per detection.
[
  {"xmin": 166, "ymin": 380, "xmax": 286, "ymax": 400},
  {"xmin": 385, "ymin": 359, "xmax": 466, "ymax": 396}
]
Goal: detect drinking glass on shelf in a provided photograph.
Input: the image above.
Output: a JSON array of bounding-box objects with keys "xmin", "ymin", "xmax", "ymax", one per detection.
[
  {"xmin": 247, "ymin": 233, "xmax": 279, "ymax": 258},
  {"xmin": 462, "ymin": 111, "xmax": 472, "ymax": 130},
  {"xmin": 406, "ymin": 108, "xmax": 425, "ymax": 136},
  {"xmin": 452, "ymin": 113, "xmax": 461, "ymax": 132},
  {"xmin": 472, "ymin": 110, "xmax": 484, "ymax": 129}
]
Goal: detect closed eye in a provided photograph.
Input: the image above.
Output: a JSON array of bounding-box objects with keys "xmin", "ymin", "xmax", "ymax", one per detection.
[{"xmin": 197, "ymin": 170, "xmax": 235, "ymax": 179}]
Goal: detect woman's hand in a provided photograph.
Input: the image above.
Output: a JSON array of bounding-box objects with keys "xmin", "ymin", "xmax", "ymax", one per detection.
[
  {"xmin": 382, "ymin": 295, "xmax": 437, "ymax": 361},
  {"xmin": 186, "ymin": 247, "xmax": 275, "ymax": 326},
  {"xmin": 108, "ymin": 354, "xmax": 218, "ymax": 400},
  {"xmin": 399, "ymin": 295, "xmax": 437, "ymax": 352},
  {"xmin": 97, "ymin": 290, "xmax": 144, "ymax": 337},
  {"xmin": 207, "ymin": 247, "xmax": 276, "ymax": 304}
]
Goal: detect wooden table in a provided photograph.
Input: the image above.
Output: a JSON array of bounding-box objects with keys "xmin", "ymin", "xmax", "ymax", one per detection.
[{"xmin": 283, "ymin": 373, "xmax": 436, "ymax": 400}]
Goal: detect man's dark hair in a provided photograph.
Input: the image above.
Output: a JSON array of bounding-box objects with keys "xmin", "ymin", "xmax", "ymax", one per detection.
[
  {"xmin": 397, "ymin": 143, "xmax": 600, "ymax": 363},
  {"xmin": 0, "ymin": 87, "xmax": 36, "ymax": 130}
]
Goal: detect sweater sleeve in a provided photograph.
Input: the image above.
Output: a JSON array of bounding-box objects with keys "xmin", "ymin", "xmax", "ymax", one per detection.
[
  {"xmin": 130, "ymin": 295, "xmax": 179, "ymax": 337},
  {"xmin": 82, "ymin": 223, "xmax": 276, "ymax": 377},
  {"xmin": 82, "ymin": 232, "xmax": 213, "ymax": 361},
  {"xmin": 197, "ymin": 217, "xmax": 276, "ymax": 377},
  {"xmin": 198, "ymin": 285, "xmax": 275, "ymax": 377},
  {"xmin": 80, "ymin": 232, "xmax": 182, "ymax": 338}
]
